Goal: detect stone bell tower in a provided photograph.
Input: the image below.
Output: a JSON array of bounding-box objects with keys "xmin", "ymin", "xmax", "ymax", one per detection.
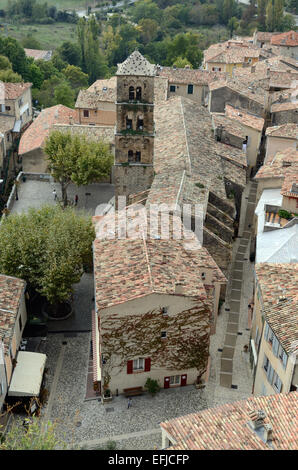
[{"xmin": 113, "ymin": 51, "xmax": 156, "ymax": 204}]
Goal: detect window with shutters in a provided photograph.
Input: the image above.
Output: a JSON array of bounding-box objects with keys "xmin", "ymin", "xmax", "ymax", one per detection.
[
  {"xmin": 169, "ymin": 375, "xmax": 180, "ymax": 385},
  {"xmin": 279, "ymin": 347, "xmax": 288, "ymax": 369},
  {"xmin": 273, "ymin": 372, "xmax": 282, "ymax": 392},
  {"xmin": 133, "ymin": 358, "xmax": 144, "ymax": 370},
  {"xmin": 263, "ymin": 354, "xmax": 269, "ymax": 372}
]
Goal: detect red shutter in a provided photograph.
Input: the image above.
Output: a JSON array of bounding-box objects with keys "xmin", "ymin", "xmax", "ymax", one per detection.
[
  {"xmin": 144, "ymin": 357, "xmax": 151, "ymax": 372},
  {"xmin": 127, "ymin": 360, "xmax": 133, "ymax": 374},
  {"xmin": 181, "ymin": 374, "xmax": 187, "ymax": 386},
  {"xmin": 164, "ymin": 377, "xmax": 170, "ymax": 389}
]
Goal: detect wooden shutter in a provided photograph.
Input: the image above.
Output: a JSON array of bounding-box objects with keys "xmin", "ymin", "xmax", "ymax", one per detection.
[
  {"xmin": 144, "ymin": 357, "xmax": 151, "ymax": 372},
  {"xmin": 164, "ymin": 377, "xmax": 170, "ymax": 389},
  {"xmin": 181, "ymin": 374, "xmax": 187, "ymax": 386},
  {"xmin": 127, "ymin": 360, "xmax": 133, "ymax": 374}
]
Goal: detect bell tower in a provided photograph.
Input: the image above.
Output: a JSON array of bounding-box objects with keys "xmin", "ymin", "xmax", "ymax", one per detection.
[{"xmin": 113, "ymin": 51, "xmax": 156, "ymax": 204}]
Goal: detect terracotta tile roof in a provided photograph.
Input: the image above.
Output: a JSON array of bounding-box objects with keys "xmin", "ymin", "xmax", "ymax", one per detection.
[
  {"xmin": 271, "ymin": 101, "xmax": 298, "ymax": 113},
  {"xmin": 254, "ymin": 148, "xmax": 298, "ymax": 180},
  {"xmin": 204, "ymin": 40, "xmax": 259, "ymax": 63},
  {"xmin": 281, "ymin": 175, "xmax": 298, "ymax": 198},
  {"xmin": 160, "ymin": 392, "xmax": 298, "ymax": 450},
  {"xmin": 0, "ymin": 274, "xmax": 26, "ymax": 355},
  {"xmin": 208, "ymin": 47, "xmax": 260, "ymax": 64},
  {"xmin": 148, "ymin": 97, "xmax": 246, "ymax": 208},
  {"xmin": 271, "ymin": 31, "xmax": 298, "ymax": 47},
  {"xmin": 18, "ymin": 105, "xmax": 77, "ymax": 155},
  {"xmin": 0, "ymin": 114, "xmax": 15, "ymax": 133},
  {"xmin": 93, "ymin": 207, "xmax": 225, "ymax": 310},
  {"xmin": 212, "ymin": 113, "xmax": 246, "ymax": 139},
  {"xmin": 255, "ymin": 263, "xmax": 298, "ymax": 354},
  {"xmin": 4, "ymin": 82, "xmax": 32, "ymax": 100},
  {"xmin": 225, "ymin": 104, "xmax": 264, "ymax": 131},
  {"xmin": 88, "ymin": 77, "xmax": 116, "ymax": 93},
  {"xmin": 266, "ymin": 123, "xmax": 298, "ymax": 139},
  {"xmin": 154, "ymin": 76, "xmax": 168, "ymax": 103},
  {"xmin": 209, "ymin": 79, "xmax": 266, "ymax": 106},
  {"xmin": 255, "ymin": 31, "xmax": 279, "ymax": 43},
  {"xmin": 24, "ymin": 48, "xmax": 52, "ymax": 61},
  {"xmin": 158, "ymin": 66, "xmax": 226, "ymax": 85},
  {"xmin": 75, "ymin": 88, "xmax": 116, "ymax": 107}
]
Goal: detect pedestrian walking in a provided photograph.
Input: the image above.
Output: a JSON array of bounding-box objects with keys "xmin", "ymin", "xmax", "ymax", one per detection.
[
  {"xmin": 53, "ymin": 189, "xmax": 57, "ymax": 201},
  {"xmin": 127, "ymin": 397, "xmax": 132, "ymax": 409},
  {"xmin": 74, "ymin": 194, "xmax": 78, "ymax": 206}
]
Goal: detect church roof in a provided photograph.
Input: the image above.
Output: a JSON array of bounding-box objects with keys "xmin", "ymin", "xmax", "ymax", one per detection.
[{"xmin": 116, "ymin": 50, "xmax": 156, "ymax": 77}]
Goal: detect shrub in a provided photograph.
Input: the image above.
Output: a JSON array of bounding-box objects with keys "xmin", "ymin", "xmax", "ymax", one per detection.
[
  {"xmin": 144, "ymin": 378, "xmax": 160, "ymax": 396},
  {"xmin": 278, "ymin": 209, "xmax": 292, "ymax": 220}
]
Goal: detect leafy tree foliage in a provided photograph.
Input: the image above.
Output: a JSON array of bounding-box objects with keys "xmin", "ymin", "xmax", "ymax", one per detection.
[
  {"xmin": 44, "ymin": 131, "xmax": 113, "ymax": 207},
  {"xmin": 0, "ymin": 205, "xmax": 95, "ymax": 306}
]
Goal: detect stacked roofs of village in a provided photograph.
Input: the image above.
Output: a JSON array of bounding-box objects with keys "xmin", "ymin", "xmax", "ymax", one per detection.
[
  {"xmin": 255, "ymin": 263, "xmax": 298, "ymax": 355},
  {"xmin": 93, "ymin": 207, "xmax": 226, "ymax": 311},
  {"xmin": 19, "ymin": 104, "xmax": 77, "ymax": 156},
  {"xmin": 255, "ymin": 147, "xmax": 298, "ymax": 180},
  {"xmin": 160, "ymin": 392, "xmax": 298, "ymax": 450},
  {"xmin": 3, "ymin": 82, "xmax": 32, "ymax": 100},
  {"xmin": 0, "ymin": 274, "xmax": 26, "ymax": 354}
]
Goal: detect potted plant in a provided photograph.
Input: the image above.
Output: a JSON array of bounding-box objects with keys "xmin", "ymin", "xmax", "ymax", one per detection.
[{"xmin": 102, "ymin": 388, "xmax": 113, "ymax": 403}]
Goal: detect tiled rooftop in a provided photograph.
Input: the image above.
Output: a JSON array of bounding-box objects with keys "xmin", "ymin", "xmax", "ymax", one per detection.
[
  {"xmin": 158, "ymin": 66, "xmax": 226, "ymax": 85},
  {"xmin": 208, "ymin": 47, "xmax": 260, "ymax": 64},
  {"xmin": 24, "ymin": 48, "xmax": 52, "ymax": 61},
  {"xmin": 75, "ymin": 88, "xmax": 116, "ymax": 108},
  {"xmin": 254, "ymin": 148, "xmax": 298, "ymax": 180},
  {"xmin": 281, "ymin": 175, "xmax": 298, "ymax": 198},
  {"xmin": 4, "ymin": 82, "xmax": 32, "ymax": 100},
  {"xmin": 87, "ymin": 76, "xmax": 116, "ymax": 93},
  {"xmin": 271, "ymin": 101, "xmax": 298, "ymax": 113},
  {"xmin": 225, "ymin": 104, "xmax": 264, "ymax": 131},
  {"xmin": 271, "ymin": 30, "xmax": 298, "ymax": 47},
  {"xmin": 19, "ymin": 104, "xmax": 77, "ymax": 155},
  {"xmin": 160, "ymin": 392, "xmax": 298, "ymax": 450},
  {"xmin": 0, "ymin": 274, "xmax": 26, "ymax": 354},
  {"xmin": 266, "ymin": 123, "xmax": 298, "ymax": 139},
  {"xmin": 255, "ymin": 263, "xmax": 298, "ymax": 354},
  {"xmin": 209, "ymin": 79, "xmax": 266, "ymax": 106},
  {"xmin": 116, "ymin": 50, "xmax": 156, "ymax": 76},
  {"xmin": 93, "ymin": 207, "xmax": 226, "ymax": 310},
  {"xmin": 212, "ymin": 113, "xmax": 246, "ymax": 139}
]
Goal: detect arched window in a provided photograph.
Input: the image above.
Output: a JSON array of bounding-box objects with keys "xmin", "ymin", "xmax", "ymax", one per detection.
[
  {"xmin": 128, "ymin": 150, "xmax": 134, "ymax": 162},
  {"xmin": 136, "ymin": 87, "xmax": 142, "ymax": 100},
  {"xmin": 129, "ymin": 86, "xmax": 135, "ymax": 100},
  {"xmin": 135, "ymin": 151, "xmax": 141, "ymax": 162}
]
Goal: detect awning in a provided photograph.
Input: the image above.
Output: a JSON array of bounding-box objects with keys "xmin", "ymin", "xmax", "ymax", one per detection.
[
  {"xmin": 8, "ymin": 351, "xmax": 46, "ymax": 397},
  {"xmin": 13, "ymin": 120, "xmax": 21, "ymax": 133}
]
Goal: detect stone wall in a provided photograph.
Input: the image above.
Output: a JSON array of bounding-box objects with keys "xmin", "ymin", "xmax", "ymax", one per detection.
[
  {"xmin": 117, "ymin": 75, "xmax": 155, "ymax": 104},
  {"xmin": 205, "ymin": 212, "xmax": 234, "ymax": 243},
  {"xmin": 113, "ymin": 164, "xmax": 154, "ymax": 202},
  {"xmin": 207, "ymin": 202, "xmax": 234, "ymax": 228},
  {"xmin": 203, "ymin": 226, "xmax": 232, "ymax": 279},
  {"xmin": 208, "ymin": 191, "xmax": 235, "ymax": 218},
  {"xmin": 272, "ymin": 109, "xmax": 298, "ymax": 125},
  {"xmin": 209, "ymin": 87, "xmax": 265, "ymax": 117}
]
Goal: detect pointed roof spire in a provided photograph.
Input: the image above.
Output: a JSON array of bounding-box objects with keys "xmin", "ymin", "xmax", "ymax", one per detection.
[{"xmin": 117, "ymin": 50, "xmax": 156, "ymax": 77}]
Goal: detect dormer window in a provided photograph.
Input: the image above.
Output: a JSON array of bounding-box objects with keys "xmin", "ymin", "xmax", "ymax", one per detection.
[{"xmin": 129, "ymin": 86, "xmax": 135, "ymax": 100}]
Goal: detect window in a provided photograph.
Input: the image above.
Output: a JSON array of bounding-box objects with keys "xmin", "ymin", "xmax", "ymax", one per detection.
[
  {"xmin": 126, "ymin": 117, "xmax": 132, "ymax": 129},
  {"xmin": 18, "ymin": 98, "xmax": 23, "ymax": 107},
  {"xmin": 263, "ymin": 355, "xmax": 269, "ymax": 372},
  {"xmin": 273, "ymin": 372, "xmax": 282, "ymax": 392},
  {"xmin": 161, "ymin": 331, "xmax": 167, "ymax": 339},
  {"xmin": 133, "ymin": 358, "xmax": 144, "ymax": 370},
  {"xmin": 162, "ymin": 307, "xmax": 168, "ymax": 316},
  {"xmin": 135, "ymin": 151, "xmax": 141, "ymax": 162},
  {"xmin": 170, "ymin": 375, "xmax": 180, "ymax": 385},
  {"xmin": 83, "ymin": 110, "xmax": 89, "ymax": 118},
  {"xmin": 137, "ymin": 117, "xmax": 143, "ymax": 130},
  {"xmin": 136, "ymin": 87, "xmax": 142, "ymax": 100},
  {"xmin": 19, "ymin": 315, "xmax": 22, "ymax": 332},
  {"xmin": 128, "ymin": 150, "xmax": 134, "ymax": 162},
  {"xmin": 279, "ymin": 347, "xmax": 288, "ymax": 369},
  {"xmin": 170, "ymin": 85, "xmax": 176, "ymax": 93},
  {"xmin": 255, "ymin": 326, "xmax": 260, "ymax": 349},
  {"xmin": 129, "ymin": 86, "xmax": 135, "ymax": 100},
  {"xmin": 187, "ymin": 84, "xmax": 193, "ymax": 95},
  {"xmin": 201, "ymin": 272, "xmax": 206, "ymax": 280},
  {"xmin": 5, "ymin": 106, "xmax": 10, "ymax": 111}
]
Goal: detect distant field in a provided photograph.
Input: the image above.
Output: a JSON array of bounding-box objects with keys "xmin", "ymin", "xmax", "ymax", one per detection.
[
  {"xmin": 0, "ymin": 0, "xmax": 100, "ymax": 11},
  {"xmin": 0, "ymin": 22, "xmax": 78, "ymax": 49}
]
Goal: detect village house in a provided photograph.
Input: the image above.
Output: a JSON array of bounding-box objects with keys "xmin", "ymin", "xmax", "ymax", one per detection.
[
  {"xmin": 18, "ymin": 104, "xmax": 77, "ymax": 173},
  {"xmin": 265, "ymin": 123, "xmax": 297, "ymax": 161},
  {"xmin": 271, "ymin": 100, "xmax": 298, "ymax": 125},
  {"xmin": 251, "ymin": 263, "xmax": 297, "ymax": 397},
  {"xmin": 203, "ymin": 40, "xmax": 260, "ymax": 75},
  {"xmin": 24, "ymin": 48, "xmax": 52, "ymax": 61},
  {"xmin": 208, "ymin": 79, "xmax": 267, "ymax": 117},
  {"xmin": 270, "ymin": 31, "xmax": 298, "ymax": 60},
  {"xmin": 252, "ymin": 31, "xmax": 280, "ymax": 49},
  {"xmin": 0, "ymin": 274, "xmax": 27, "ymax": 411},
  {"xmin": 75, "ymin": 77, "xmax": 116, "ymax": 126},
  {"xmin": 160, "ymin": 391, "xmax": 298, "ymax": 449},
  {"xmin": 156, "ymin": 66, "xmax": 226, "ymax": 105},
  {"xmin": 1, "ymin": 82, "xmax": 33, "ymax": 132},
  {"xmin": 92, "ymin": 207, "xmax": 226, "ymax": 396}
]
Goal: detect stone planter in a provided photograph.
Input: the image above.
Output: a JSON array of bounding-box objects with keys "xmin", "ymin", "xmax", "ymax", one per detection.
[
  {"xmin": 42, "ymin": 300, "xmax": 73, "ymax": 321},
  {"xmin": 102, "ymin": 393, "xmax": 113, "ymax": 404}
]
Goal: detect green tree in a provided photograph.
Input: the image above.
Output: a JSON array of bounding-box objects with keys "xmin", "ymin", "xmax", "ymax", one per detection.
[
  {"xmin": 173, "ymin": 56, "xmax": 193, "ymax": 68},
  {"xmin": 138, "ymin": 18, "xmax": 158, "ymax": 45},
  {"xmin": 44, "ymin": 131, "xmax": 113, "ymax": 207},
  {"xmin": 266, "ymin": 0, "xmax": 275, "ymax": 30},
  {"xmin": 228, "ymin": 16, "xmax": 239, "ymax": 37},
  {"xmin": 21, "ymin": 35, "xmax": 42, "ymax": 50},
  {"xmin": 0, "ymin": 418, "xmax": 64, "ymax": 450},
  {"xmin": 27, "ymin": 61, "xmax": 44, "ymax": 88},
  {"xmin": 0, "ymin": 55, "xmax": 12, "ymax": 69},
  {"xmin": 274, "ymin": 0, "xmax": 284, "ymax": 30},
  {"xmin": 0, "ymin": 68, "xmax": 22, "ymax": 82},
  {"xmin": 280, "ymin": 13, "xmax": 296, "ymax": 30},
  {"xmin": 144, "ymin": 378, "xmax": 160, "ymax": 396},
  {"xmin": 257, "ymin": 0, "xmax": 267, "ymax": 30},
  {"xmin": 54, "ymin": 81, "xmax": 75, "ymax": 108},
  {"xmin": 0, "ymin": 205, "xmax": 95, "ymax": 307},
  {"xmin": 0, "ymin": 36, "xmax": 29, "ymax": 78},
  {"xmin": 58, "ymin": 41, "xmax": 81, "ymax": 67},
  {"xmin": 62, "ymin": 65, "xmax": 89, "ymax": 90}
]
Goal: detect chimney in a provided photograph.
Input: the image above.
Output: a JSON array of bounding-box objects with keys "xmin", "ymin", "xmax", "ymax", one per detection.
[
  {"xmin": 175, "ymin": 283, "xmax": 184, "ymax": 295},
  {"xmin": 248, "ymin": 409, "xmax": 266, "ymax": 429},
  {"xmin": 264, "ymin": 423, "xmax": 273, "ymax": 443}
]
